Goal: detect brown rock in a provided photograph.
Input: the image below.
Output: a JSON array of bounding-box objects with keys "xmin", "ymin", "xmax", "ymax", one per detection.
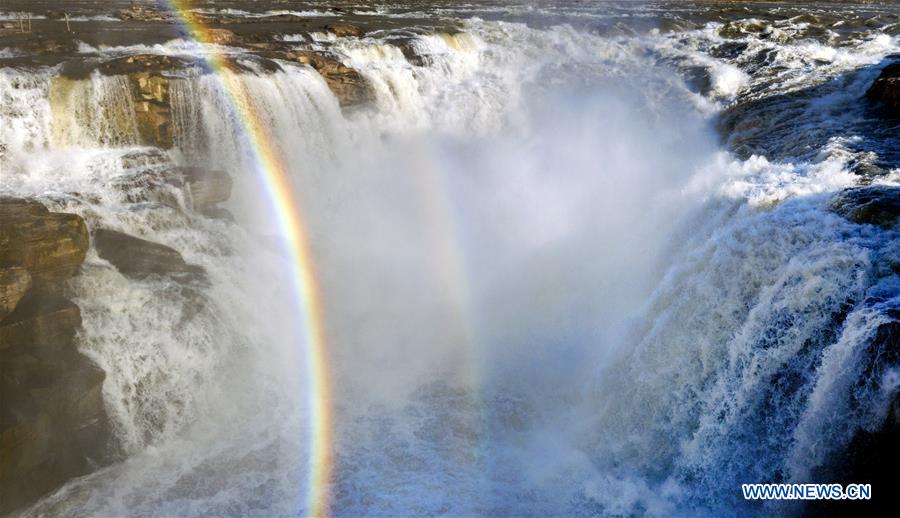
[
  {"xmin": 205, "ymin": 28, "xmax": 238, "ymax": 45},
  {"xmin": 0, "ymin": 290, "xmax": 111, "ymax": 514},
  {"xmin": 0, "ymin": 346, "xmax": 109, "ymax": 514},
  {"xmin": 866, "ymin": 61, "xmax": 900, "ymax": 116},
  {"xmin": 0, "ymin": 198, "xmax": 89, "ymax": 289},
  {"xmin": 325, "ymin": 24, "xmax": 365, "ymax": 38},
  {"xmin": 0, "ymin": 293, "xmax": 81, "ymax": 352},
  {"xmin": 0, "ymin": 267, "xmax": 31, "ymax": 321},
  {"xmin": 94, "ymin": 55, "xmax": 194, "ymax": 149},
  {"xmin": 0, "ymin": 199, "xmax": 111, "ymax": 514},
  {"xmin": 116, "ymin": 5, "xmax": 171, "ymax": 22},
  {"xmin": 93, "ymin": 229, "xmax": 204, "ymax": 278},
  {"xmin": 263, "ymin": 50, "xmax": 374, "ymax": 107},
  {"xmin": 97, "ymin": 54, "xmax": 193, "ymax": 77}
]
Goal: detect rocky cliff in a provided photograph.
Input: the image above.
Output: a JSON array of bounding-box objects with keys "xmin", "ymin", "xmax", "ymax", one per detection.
[{"xmin": 0, "ymin": 198, "xmax": 110, "ymax": 515}]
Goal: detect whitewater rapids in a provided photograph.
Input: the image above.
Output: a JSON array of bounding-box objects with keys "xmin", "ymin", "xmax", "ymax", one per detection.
[{"xmin": 1, "ymin": 2, "xmax": 899, "ymax": 516}]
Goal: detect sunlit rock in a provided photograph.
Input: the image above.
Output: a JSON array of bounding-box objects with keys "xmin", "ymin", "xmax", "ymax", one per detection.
[
  {"xmin": 0, "ymin": 198, "xmax": 89, "ymax": 289},
  {"xmin": 326, "ymin": 24, "xmax": 365, "ymax": 38}
]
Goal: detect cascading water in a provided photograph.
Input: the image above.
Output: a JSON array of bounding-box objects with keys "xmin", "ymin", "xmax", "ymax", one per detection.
[{"xmin": 2, "ymin": 1, "xmax": 899, "ymax": 516}]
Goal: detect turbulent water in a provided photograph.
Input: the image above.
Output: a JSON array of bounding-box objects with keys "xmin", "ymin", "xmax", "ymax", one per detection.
[{"xmin": 2, "ymin": 1, "xmax": 899, "ymax": 516}]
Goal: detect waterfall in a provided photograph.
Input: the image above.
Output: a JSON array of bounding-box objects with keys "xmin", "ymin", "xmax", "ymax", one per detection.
[{"xmin": 2, "ymin": 8, "xmax": 898, "ymax": 516}]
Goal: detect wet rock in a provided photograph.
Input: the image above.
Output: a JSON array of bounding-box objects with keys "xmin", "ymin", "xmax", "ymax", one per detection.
[
  {"xmin": 807, "ymin": 314, "xmax": 899, "ymax": 515},
  {"xmin": 97, "ymin": 54, "xmax": 193, "ymax": 77},
  {"xmin": 182, "ymin": 167, "xmax": 233, "ymax": 211},
  {"xmin": 93, "ymin": 55, "xmax": 196, "ymax": 149},
  {"xmin": 93, "ymin": 229, "xmax": 204, "ymax": 278},
  {"xmin": 109, "ymin": 167, "xmax": 186, "ymax": 209},
  {"xmin": 830, "ymin": 186, "xmax": 900, "ymax": 229},
  {"xmin": 849, "ymin": 161, "xmax": 887, "ymax": 180},
  {"xmin": 199, "ymin": 206, "xmax": 235, "ymax": 222},
  {"xmin": 0, "ymin": 199, "xmax": 111, "ymax": 514},
  {"xmin": 866, "ymin": 60, "xmax": 900, "ymax": 116},
  {"xmin": 0, "ymin": 296, "xmax": 110, "ymax": 514},
  {"xmin": 109, "ymin": 166, "xmax": 232, "ymax": 215},
  {"xmin": 719, "ymin": 19, "xmax": 768, "ymax": 39},
  {"xmin": 0, "ymin": 198, "xmax": 89, "ymax": 289},
  {"xmin": 7, "ymin": 37, "xmax": 78, "ymax": 56},
  {"xmin": 0, "ymin": 267, "xmax": 31, "ymax": 321},
  {"xmin": 205, "ymin": 28, "xmax": 238, "ymax": 45},
  {"xmin": 263, "ymin": 50, "xmax": 374, "ymax": 106},
  {"xmin": 325, "ymin": 24, "xmax": 365, "ymax": 38},
  {"xmin": 117, "ymin": 5, "xmax": 171, "ymax": 22},
  {"xmin": 133, "ymin": 82, "xmax": 174, "ymax": 148},
  {"xmin": 0, "ymin": 293, "xmax": 81, "ymax": 353}
]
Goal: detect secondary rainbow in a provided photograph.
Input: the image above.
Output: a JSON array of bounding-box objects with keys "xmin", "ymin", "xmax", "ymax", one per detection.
[{"xmin": 157, "ymin": 2, "xmax": 333, "ymax": 515}]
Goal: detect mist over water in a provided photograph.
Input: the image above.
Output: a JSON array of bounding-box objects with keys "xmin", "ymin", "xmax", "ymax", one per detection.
[{"xmin": 2, "ymin": 1, "xmax": 900, "ymax": 516}]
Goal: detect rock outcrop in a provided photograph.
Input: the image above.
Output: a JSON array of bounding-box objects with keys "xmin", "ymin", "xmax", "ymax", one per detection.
[
  {"xmin": 866, "ymin": 60, "xmax": 900, "ymax": 116},
  {"xmin": 830, "ymin": 186, "xmax": 900, "ymax": 229},
  {"xmin": 325, "ymin": 24, "xmax": 365, "ymax": 38},
  {"xmin": 0, "ymin": 198, "xmax": 90, "ymax": 289},
  {"xmin": 93, "ymin": 229, "xmax": 204, "ymax": 279},
  {"xmin": 258, "ymin": 50, "xmax": 374, "ymax": 106},
  {"xmin": 99, "ymin": 55, "xmax": 189, "ymax": 149},
  {"xmin": 0, "ymin": 198, "xmax": 110, "ymax": 515},
  {"xmin": 205, "ymin": 28, "xmax": 238, "ymax": 46}
]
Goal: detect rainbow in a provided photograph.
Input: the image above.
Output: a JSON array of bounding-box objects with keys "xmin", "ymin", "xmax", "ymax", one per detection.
[{"xmin": 156, "ymin": 2, "xmax": 332, "ymax": 515}]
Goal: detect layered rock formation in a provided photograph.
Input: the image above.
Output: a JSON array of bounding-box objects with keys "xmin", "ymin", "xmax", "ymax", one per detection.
[{"xmin": 0, "ymin": 198, "xmax": 110, "ymax": 515}]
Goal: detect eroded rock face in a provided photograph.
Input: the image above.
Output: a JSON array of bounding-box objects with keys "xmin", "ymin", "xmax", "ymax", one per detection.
[
  {"xmin": 93, "ymin": 228, "xmax": 204, "ymax": 279},
  {"xmin": 866, "ymin": 60, "xmax": 900, "ymax": 116},
  {"xmin": 0, "ymin": 197, "xmax": 89, "ymax": 289},
  {"xmin": 830, "ymin": 186, "xmax": 900, "ymax": 229},
  {"xmin": 0, "ymin": 199, "xmax": 111, "ymax": 515}
]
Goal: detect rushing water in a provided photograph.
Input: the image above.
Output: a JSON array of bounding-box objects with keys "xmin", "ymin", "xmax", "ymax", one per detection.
[{"xmin": 2, "ymin": 1, "xmax": 899, "ymax": 516}]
